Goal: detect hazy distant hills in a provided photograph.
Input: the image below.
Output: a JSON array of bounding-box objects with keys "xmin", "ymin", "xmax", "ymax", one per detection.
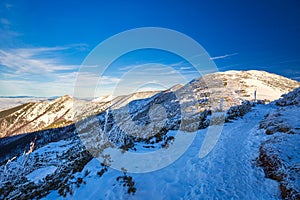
[
  {"xmin": 0, "ymin": 97, "xmax": 50, "ymax": 112},
  {"xmin": 0, "ymin": 70, "xmax": 299, "ymax": 139}
]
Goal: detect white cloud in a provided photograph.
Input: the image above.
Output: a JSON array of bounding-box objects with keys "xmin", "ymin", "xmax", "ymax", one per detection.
[
  {"xmin": 180, "ymin": 66, "xmax": 193, "ymax": 70},
  {"xmin": 108, "ymin": 63, "xmax": 192, "ymax": 96},
  {"xmin": 0, "ymin": 69, "xmax": 120, "ymax": 97},
  {"xmin": 118, "ymin": 63, "xmax": 165, "ymax": 71},
  {"xmin": 292, "ymin": 76, "xmax": 300, "ymax": 80},
  {"xmin": 0, "ymin": 79, "xmax": 74, "ymax": 97},
  {"xmin": 210, "ymin": 53, "xmax": 238, "ymax": 60},
  {"xmin": 0, "ymin": 44, "xmax": 122, "ymax": 97},
  {"xmin": 0, "ymin": 49, "xmax": 202, "ymax": 97},
  {"xmin": 0, "ymin": 45, "xmax": 92, "ymax": 96},
  {"xmin": 73, "ymin": 71, "xmax": 121, "ymax": 98},
  {"xmin": 118, "ymin": 65, "xmax": 134, "ymax": 71},
  {"xmin": 118, "ymin": 62, "xmax": 195, "ymax": 74},
  {"xmin": 0, "ymin": 46, "xmax": 82, "ymax": 76},
  {"xmin": 75, "ymin": 72, "xmax": 120, "ymax": 86},
  {"xmin": 107, "ymin": 62, "xmax": 203, "ymax": 96}
]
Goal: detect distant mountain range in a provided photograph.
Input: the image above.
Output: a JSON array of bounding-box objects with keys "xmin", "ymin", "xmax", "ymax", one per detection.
[
  {"xmin": 0, "ymin": 96, "xmax": 61, "ymax": 99},
  {"xmin": 0, "ymin": 96, "xmax": 41, "ymax": 98}
]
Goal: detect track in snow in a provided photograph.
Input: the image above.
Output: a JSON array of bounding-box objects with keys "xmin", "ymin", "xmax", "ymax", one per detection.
[
  {"xmin": 131, "ymin": 104, "xmax": 281, "ymax": 199},
  {"xmin": 45, "ymin": 104, "xmax": 281, "ymax": 199}
]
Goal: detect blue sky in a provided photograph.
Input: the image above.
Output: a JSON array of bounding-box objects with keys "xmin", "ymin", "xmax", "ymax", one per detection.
[{"xmin": 0, "ymin": 0, "xmax": 299, "ymax": 97}]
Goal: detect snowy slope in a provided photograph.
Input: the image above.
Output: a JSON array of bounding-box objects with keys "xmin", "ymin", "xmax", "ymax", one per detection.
[
  {"xmin": 44, "ymin": 104, "xmax": 280, "ymax": 199},
  {"xmin": 0, "ymin": 91, "xmax": 159, "ymax": 138},
  {"xmin": 0, "ymin": 101, "xmax": 286, "ymax": 200},
  {"xmin": 92, "ymin": 95, "xmax": 113, "ymax": 103},
  {"xmin": 0, "ymin": 71, "xmax": 299, "ymax": 199},
  {"xmin": 207, "ymin": 70, "xmax": 300, "ymax": 103},
  {"xmin": 0, "ymin": 95, "xmax": 74, "ymax": 138},
  {"xmin": 1, "ymin": 70, "xmax": 299, "ymax": 139},
  {"xmin": 74, "ymin": 70, "xmax": 300, "ymax": 151},
  {"xmin": 258, "ymin": 87, "xmax": 300, "ymax": 199}
]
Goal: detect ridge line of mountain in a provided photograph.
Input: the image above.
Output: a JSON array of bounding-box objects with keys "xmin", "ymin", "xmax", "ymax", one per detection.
[{"xmin": 0, "ymin": 70, "xmax": 299, "ymax": 139}]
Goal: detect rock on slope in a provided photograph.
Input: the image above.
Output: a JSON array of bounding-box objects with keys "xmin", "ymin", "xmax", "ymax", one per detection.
[{"xmin": 259, "ymin": 87, "xmax": 300, "ymax": 199}]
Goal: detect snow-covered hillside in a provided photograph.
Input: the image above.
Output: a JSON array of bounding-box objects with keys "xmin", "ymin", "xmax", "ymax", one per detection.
[
  {"xmin": 0, "ymin": 91, "xmax": 159, "ymax": 138},
  {"xmin": 258, "ymin": 87, "xmax": 300, "ymax": 199},
  {"xmin": 0, "ymin": 95, "xmax": 74, "ymax": 138},
  {"xmin": 74, "ymin": 70, "xmax": 300, "ymax": 151},
  {"xmin": 1, "ymin": 95, "xmax": 294, "ymax": 199},
  {"xmin": 1, "ymin": 70, "xmax": 299, "ymax": 139},
  {"xmin": 0, "ymin": 70, "xmax": 299, "ymax": 199},
  {"xmin": 46, "ymin": 103, "xmax": 283, "ymax": 200}
]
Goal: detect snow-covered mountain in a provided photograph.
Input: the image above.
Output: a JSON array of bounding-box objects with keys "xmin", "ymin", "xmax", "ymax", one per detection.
[
  {"xmin": 92, "ymin": 95, "xmax": 113, "ymax": 103},
  {"xmin": 0, "ymin": 91, "xmax": 160, "ymax": 138},
  {"xmin": 0, "ymin": 70, "xmax": 299, "ymax": 199},
  {"xmin": 1, "ymin": 70, "xmax": 299, "ymax": 139},
  {"xmin": 0, "ymin": 95, "xmax": 74, "ymax": 138},
  {"xmin": 74, "ymin": 70, "xmax": 300, "ymax": 150}
]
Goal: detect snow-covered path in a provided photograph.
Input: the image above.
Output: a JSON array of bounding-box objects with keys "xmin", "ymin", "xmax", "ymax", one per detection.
[
  {"xmin": 130, "ymin": 104, "xmax": 280, "ymax": 199},
  {"xmin": 46, "ymin": 105, "xmax": 281, "ymax": 199},
  {"xmin": 181, "ymin": 104, "xmax": 280, "ymax": 199}
]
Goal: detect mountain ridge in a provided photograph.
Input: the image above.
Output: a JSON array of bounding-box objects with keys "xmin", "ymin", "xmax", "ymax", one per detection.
[
  {"xmin": 0, "ymin": 81, "xmax": 299, "ymax": 199},
  {"xmin": 0, "ymin": 70, "xmax": 299, "ymax": 139},
  {"xmin": 0, "ymin": 70, "xmax": 299, "ymax": 199}
]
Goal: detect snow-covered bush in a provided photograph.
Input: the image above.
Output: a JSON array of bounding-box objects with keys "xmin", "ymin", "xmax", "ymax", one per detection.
[
  {"xmin": 258, "ymin": 87, "xmax": 300, "ymax": 199},
  {"xmin": 116, "ymin": 170, "xmax": 137, "ymax": 195},
  {"xmin": 259, "ymin": 135, "xmax": 300, "ymax": 199},
  {"xmin": 275, "ymin": 87, "xmax": 300, "ymax": 106}
]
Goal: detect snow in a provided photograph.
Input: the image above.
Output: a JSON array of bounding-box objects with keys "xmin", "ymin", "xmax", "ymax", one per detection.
[
  {"xmin": 2, "ymin": 71, "xmax": 299, "ymax": 199},
  {"xmin": 92, "ymin": 95, "xmax": 113, "ymax": 103},
  {"xmin": 33, "ymin": 139, "xmax": 76, "ymax": 159},
  {"xmin": 261, "ymin": 133, "xmax": 300, "ymax": 194},
  {"xmin": 257, "ymin": 88, "xmax": 300, "ymax": 198},
  {"xmin": 45, "ymin": 104, "xmax": 281, "ymax": 199},
  {"xmin": 216, "ymin": 70, "xmax": 300, "ymax": 102},
  {"xmin": 26, "ymin": 166, "xmax": 57, "ymax": 184},
  {"xmin": 279, "ymin": 106, "xmax": 300, "ymax": 130},
  {"xmin": 243, "ymin": 78, "xmax": 283, "ymax": 101},
  {"xmin": 2, "ymin": 70, "xmax": 298, "ymax": 139}
]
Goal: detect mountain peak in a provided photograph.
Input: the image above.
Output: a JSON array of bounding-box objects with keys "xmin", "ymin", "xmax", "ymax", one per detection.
[{"xmin": 0, "ymin": 70, "xmax": 299, "ymax": 139}]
